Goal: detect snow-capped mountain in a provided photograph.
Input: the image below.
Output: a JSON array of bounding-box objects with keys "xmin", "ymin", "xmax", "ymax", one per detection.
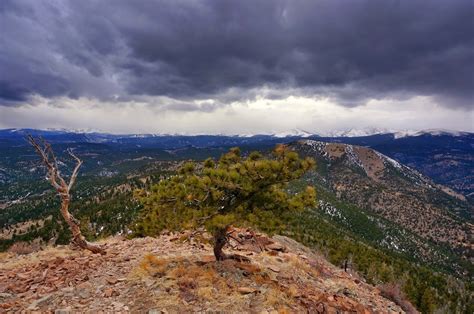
[
  {"xmin": 317, "ymin": 127, "xmax": 472, "ymax": 138},
  {"xmin": 393, "ymin": 129, "xmax": 471, "ymax": 139},
  {"xmin": 271, "ymin": 128, "xmax": 315, "ymax": 138},
  {"xmin": 320, "ymin": 127, "xmax": 393, "ymax": 137},
  {"xmin": 3, "ymin": 127, "xmax": 471, "ymax": 139}
]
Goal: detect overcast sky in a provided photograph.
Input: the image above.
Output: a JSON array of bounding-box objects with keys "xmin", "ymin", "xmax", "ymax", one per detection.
[{"xmin": 0, "ymin": 0, "xmax": 473, "ymax": 134}]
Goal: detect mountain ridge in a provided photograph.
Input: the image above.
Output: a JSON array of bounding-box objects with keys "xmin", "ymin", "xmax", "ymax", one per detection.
[
  {"xmin": 2, "ymin": 127, "xmax": 472, "ymax": 140},
  {"xmin": 290, "ymin": 140, "xmax": 472, "ymax": 274},
  {"xmin": 0, "ymin": 229, "xmax": 406, "ymax": 313}
]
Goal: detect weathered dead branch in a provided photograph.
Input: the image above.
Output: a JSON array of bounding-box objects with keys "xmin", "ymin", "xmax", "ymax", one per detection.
[{"xmin": 27, "ymin": 135, "xmax": 105, "ymax": 254}]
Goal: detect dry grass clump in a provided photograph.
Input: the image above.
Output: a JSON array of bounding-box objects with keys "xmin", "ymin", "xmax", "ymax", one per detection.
[
  {"xmin": 0, "ymin": 251, "xmax": 12, "ymax": 261},
  {"xmin": 171, "ymin": 263, "xmax": 217, "ymax": 283},
  {"xmin": 287, "ymin": 284, "xmax": 300, "ymax": 298},
  {"xmin": 135, "ymin": 254, "xmax": 235, "ymax": 303},
  {"xmin": 253, "ymin": 272, "xmax": 272, "ymax": 286},
  {"xmin": 284, "ymin": 253, "xmax": 319, "ymax": 278},
  {"xmin": 0, "ymin": 245, "xmax": 76, "ymax": 271},
  {"xmin": 262, "ymin": 288, "xmax": 293, "ymax": 312},
  {"xmin": 138, "ymin": 254, "xmax": 170, "ymax": 277},
  {"xmin": 378, "ymin": 283, "xmax": 417, "ymax": 314},
  {"xmin": 172, "ymin": 262, "xmax": 229, "ymax": 301},
  {"xmin": 134, "ymin": 252, "xmax": 313, "ymax": 311},
  {"xmin": 7, "ymin": 241, "xmax": 41, "ymax": 255}
]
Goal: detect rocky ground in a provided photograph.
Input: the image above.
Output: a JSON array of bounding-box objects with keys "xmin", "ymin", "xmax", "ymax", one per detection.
[{"xmin": 0, "ymin": 229, "xmax": 404, "ymax": 313}]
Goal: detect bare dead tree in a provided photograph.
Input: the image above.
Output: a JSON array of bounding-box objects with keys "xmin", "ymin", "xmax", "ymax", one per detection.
[{"xmin": 27, "ymin": 135, "xmax": 105, "ymax": 254}]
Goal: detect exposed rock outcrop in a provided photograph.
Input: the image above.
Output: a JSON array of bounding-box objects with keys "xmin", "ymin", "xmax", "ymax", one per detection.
[{"xmin": 0, "ymin": 230, "xmax": 405, "ymax": 313}]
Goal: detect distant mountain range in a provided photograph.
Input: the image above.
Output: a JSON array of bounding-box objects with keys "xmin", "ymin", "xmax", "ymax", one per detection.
[
  {"xmin": 2, "ymin": 128, "xmax": 472, "ymax": 199},
  {"xmin": 1, "ymin": 127, "xmax": 471, "ymax": 139}
]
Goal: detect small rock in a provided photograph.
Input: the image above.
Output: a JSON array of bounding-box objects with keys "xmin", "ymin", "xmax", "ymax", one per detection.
[
  {"xmin": 330, "ymin": 305, "xmax": 343, "ymax": 314},
  {"xmin": 55, "ymin": 308, "xmax": 72, "ymax": 314},
  {"xmin": 104, "ymin": 288, "xmax": 119, "ymax": 297},
  {"xmin": 240, "ymin": 243, "xmax": 263, "ymax": 253},
  {"xmin": 236, "ymin": 262, "xmax": 261, "ymax": 274},
  {"xmin": 77, "ymin": 289, "xmax": 90, "ymax": 299},
  {"xmin": 106, "ymin": 277, "xmax": 118, "ymax": 285},
  {"xmin": 267, "ymin": 250, "xmax": 278, "ymax": 256},
  {"xmin": 355, "ymin": 304, "xmax": 369, "ymax": 314},
  {"xmin": 16, "ymin": 273, "xmax": 30, "ymax": 280},
  {"xmin": 339, "ymin": 287, "xmax": 357, "ymax": 297},
  {"xmin": 104, "ymin": 288, "xmax": 113, "ymax": 297},
  {"xmin": 266, "ymin": 243, "xmax": 286, "ymax": 252},
  {"xmin": 0, "ymin": 292, "xmax": 13, "ymax": 299},
  {"xmin": 238, "ymin": 287, "xmax": 258, "ymax": 294},
  {"xmin": 268, "ymin": 265, "xmax": 280, "ymax": 273},
  {"xmin": 27, "ymin": 294, "xmax": 51, "ymax": 310},
  {"xmin": 315, "ymin": 303, "xmax": 325, "ymax": 313},
  {"xmin": 144, "ymin": 279, "xmax": 155, "ymax": 287},
  {"xmin": 76, "ymin": 281, "xmax": 92, "ymax": 290},
  {"xmin": 112, "ymin": 301, "xmax": 125, "ymax": 308},
  {"xmin": 61, "ymin": 287, "xmax": 74, "ymax": 293}
]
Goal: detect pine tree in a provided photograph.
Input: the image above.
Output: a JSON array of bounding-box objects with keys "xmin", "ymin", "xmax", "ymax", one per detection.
[
  {"xmin": 420, "ymin": 288, "xmax": 437, "ymax": 314},
  {"xmin": 135, "ymin": 145, "xmax": 316, "ymax": 260}
]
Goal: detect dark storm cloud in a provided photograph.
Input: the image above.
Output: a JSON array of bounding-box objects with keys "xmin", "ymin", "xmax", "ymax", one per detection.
[{"xmin": 0, "ymin": 0, "xmax": 472, "ymax": 108}]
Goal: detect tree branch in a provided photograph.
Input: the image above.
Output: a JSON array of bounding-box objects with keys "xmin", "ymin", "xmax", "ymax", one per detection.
[
  {"xmin": 27, "ymin": 135, "xmax": 63, "ymax": 191},
  {"xmin": 67, "ymin": 148, "xmax": 82, "ymax": 191}
]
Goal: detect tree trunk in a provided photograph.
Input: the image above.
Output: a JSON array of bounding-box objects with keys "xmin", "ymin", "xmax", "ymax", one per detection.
[
  {"xmin": 212, "ymin": 226, "xmax": 250, "ymax": 262},
  {"xmin": 61, "ymin": 197, "xmax": 105, "ymax": 255},
  {"xmin": 213, "ymin": 227, "xmax": 228, "ymax": 261},
  {"xmin": 28, "ymin": 135, "xmax": 105, "ymax": 255}
]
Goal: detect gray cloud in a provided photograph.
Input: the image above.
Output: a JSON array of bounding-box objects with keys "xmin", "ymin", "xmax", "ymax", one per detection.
[{"xmin": 0, "ymin": 0, "xmax": 472, "ymax": 109}]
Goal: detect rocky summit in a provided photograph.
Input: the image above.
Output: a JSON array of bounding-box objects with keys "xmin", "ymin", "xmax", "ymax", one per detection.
[{"xmin": 0, "ymin": 229, "xmax": 405, "ymax": 313}]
